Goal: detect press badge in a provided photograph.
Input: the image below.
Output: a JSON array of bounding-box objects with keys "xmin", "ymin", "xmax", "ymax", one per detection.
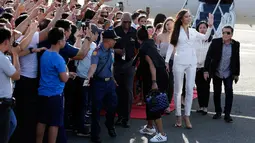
[
  {"xmin": 83, "ymin": 79, "xmax": 89, "ymax": 87},
  {"xmin": 122, "ymin": 49, "xmax": 126, "ymax": 60}
]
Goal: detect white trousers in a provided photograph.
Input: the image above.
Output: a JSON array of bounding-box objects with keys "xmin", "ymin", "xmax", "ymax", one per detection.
[{"xmin": 173, "ymin": 64, "xmax": 197, "ymax": 116}]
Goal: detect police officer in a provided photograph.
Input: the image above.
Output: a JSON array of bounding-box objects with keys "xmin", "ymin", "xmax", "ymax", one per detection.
[{"xmin": 86, "ymin": 29, "xmax": 120, "ymax": 143}]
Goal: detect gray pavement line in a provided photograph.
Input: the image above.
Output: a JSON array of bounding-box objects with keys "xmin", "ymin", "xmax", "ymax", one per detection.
[{"xmin": 190, "ymin": 109, "xmax": 255, "ymax": 120}]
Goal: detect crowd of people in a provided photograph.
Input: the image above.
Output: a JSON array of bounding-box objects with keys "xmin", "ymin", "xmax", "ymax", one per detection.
[{"xmin": 0, "ymin": 0, "xmax": 240, "ymax": 143}]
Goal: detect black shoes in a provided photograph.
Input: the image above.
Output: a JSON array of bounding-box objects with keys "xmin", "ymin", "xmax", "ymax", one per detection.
[
  {"xmin": 224, "ymin": 116, "xmax": 233, "ymax": 123},
  {"xmin": 90, "ymin": 128, "xmax": 116, "ymax": 143},
  {"xmin": 213, "ymin": 113, "xmax": 233, "ymax": 123},
  {"xmin": 115, "ymin": 118, "xmax": 130, "ymax": 128},
  {"xmin": 107, "ymin": 128, "xmax": 117, "ymax": 137},
  {"xmin": 104, "ymin": 122, "xmax": 117, "ymax": 137},
  {"xmin": 91, "ymin": 137, "xmax": 102, "ymax": 143},
  {"xmin": 213, "ymin": 113, "xmax": 222, "ymax": 119}
]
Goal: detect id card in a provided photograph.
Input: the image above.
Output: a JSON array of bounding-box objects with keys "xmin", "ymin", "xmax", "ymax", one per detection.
[{"xmin": 83, "ymin": 79, "xmax": 89, "ymax": 87}]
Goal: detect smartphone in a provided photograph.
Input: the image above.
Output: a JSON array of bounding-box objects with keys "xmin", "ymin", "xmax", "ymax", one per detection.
[
  {"xmin": 81, "ymin": 21, "xmax": 90, "ymax": 31},
  {"xmin": 85, "ymin": 21, "xmax": 90, "ymax": 28},
  {"xmin": 76, "ymin": 21, "xmax": 82, "ymax": 29},
  {"xmin": 83, "ymin": 9, "xmax": 96, "ymax": 21}
]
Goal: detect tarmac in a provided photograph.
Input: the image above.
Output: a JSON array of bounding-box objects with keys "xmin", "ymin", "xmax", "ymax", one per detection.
[{"xmin": 67, "ymin": 25, "xmax": 255, "ymax": 143}]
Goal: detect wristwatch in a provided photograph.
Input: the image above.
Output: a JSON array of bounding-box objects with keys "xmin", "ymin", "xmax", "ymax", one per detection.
[
  {"xmin": 28, "ymin": 48, "xmax": 33, "ymax": 54},
  {"xmin": 152, "ymin": 80, "xmax": 157, "ymax": 83}
]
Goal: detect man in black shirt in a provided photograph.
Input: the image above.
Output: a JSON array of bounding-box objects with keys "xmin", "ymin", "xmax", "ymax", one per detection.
[{"xmin": 114, "ymin": 12, "xmax": 139, "ymax": 128}]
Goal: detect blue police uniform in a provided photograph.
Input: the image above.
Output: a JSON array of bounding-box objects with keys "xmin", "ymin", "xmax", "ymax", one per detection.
[{"xmin": 90, "ymin": 43, "xmax": 118, "ymax": 139}]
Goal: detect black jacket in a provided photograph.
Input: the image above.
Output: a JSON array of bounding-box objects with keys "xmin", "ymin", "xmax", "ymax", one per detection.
[{"xmin": 204, "ymin": 38, "xmax": 240, "ymax": 76}]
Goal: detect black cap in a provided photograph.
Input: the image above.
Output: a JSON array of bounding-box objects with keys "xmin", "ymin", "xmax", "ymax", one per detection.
[
  {"xmin": 102, "ymin": 29, "xmax": 121, "ymax": 40},
  {"xmin": 91, "ymin": 23, "xmax": 103, "ymax": 34}
]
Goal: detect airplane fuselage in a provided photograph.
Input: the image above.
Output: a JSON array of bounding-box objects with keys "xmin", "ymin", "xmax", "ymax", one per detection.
[{"xmin": 104, "ymin": 0, "xmax": 255, "ymax": 25}]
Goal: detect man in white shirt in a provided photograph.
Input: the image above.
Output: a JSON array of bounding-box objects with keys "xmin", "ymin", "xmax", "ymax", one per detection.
[
  {"xmin": 0, "ymin": 28, "xmax": 20, "ymax": 143},
  {"xmin": 74, "ymin": 23, "xmax": 102, "ymax": 136}
]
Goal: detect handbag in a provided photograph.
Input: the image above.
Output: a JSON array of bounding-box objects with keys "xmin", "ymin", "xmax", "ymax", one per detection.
[{"xmin": 146, "ymin": 89, "xmax": 169, "ymax": 113}]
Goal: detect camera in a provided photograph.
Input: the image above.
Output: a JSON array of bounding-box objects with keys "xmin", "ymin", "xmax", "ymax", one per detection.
[
  {"xmin": 82, "ymin": 21, "xmax": 90, "ymax": 31},
  {"xmin": 12, "ymin": 41, "xmax": 19, "ymax": 48}
]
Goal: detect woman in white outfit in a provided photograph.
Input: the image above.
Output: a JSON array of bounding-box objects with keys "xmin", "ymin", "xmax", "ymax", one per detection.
[
  {"xmin": 194, "ymin": 21, "xmax": 212, "ymax": 115},
  {"xmin": 165, "ymin": 9, "xmax": 213, "ymax": 128}
]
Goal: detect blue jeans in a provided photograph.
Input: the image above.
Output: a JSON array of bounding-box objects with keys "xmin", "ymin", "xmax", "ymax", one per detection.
[{"xmin": 9, "ymin": 109, "xmax": 17, "ymax": 140}]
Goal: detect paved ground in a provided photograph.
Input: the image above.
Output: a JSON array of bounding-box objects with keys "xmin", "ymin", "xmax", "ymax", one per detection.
[{"xmin": 67, "ymin": 26, "xmax": 255, "ymax": 143}]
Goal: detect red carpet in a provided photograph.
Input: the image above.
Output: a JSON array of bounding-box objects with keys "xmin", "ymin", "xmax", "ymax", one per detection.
[{"xmin": 101, "ymin": 90, "xmax": 197, "ymax": 119}]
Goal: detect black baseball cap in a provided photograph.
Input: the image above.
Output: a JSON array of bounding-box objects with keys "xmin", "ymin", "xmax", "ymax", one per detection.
[
  {"xmin": 90, "ymin": 23, "xmax": 103, "ymax": 34},
  {"xmin": 102, "ymin": 29, "xmax": 121, "ymax": 40}
]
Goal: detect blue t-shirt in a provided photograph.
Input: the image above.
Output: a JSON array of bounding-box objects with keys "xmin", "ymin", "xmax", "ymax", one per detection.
[
  {"xmin": 38, "ymin": 50, "xmax": 66, "ymax": 96},
  {"xmin": 38, "ymin": 40, "xmax": 79, "ymax": 63}
]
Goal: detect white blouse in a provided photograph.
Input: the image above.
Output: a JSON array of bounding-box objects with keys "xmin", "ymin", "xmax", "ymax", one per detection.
[
  {"xmin": 195, "ymin": 40, "xmax": 211, "ymax": 68},
  {"xmin": 165, "ymin": 26, "xmax": 212, "ymax": 66}
]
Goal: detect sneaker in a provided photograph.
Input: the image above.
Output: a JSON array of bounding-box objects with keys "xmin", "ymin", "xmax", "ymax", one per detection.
[
  {"xmin": 150, "ymin": 133, "xmax": 167, "ymax": 142},
  {"xmin": 139, "ymin": 125, "xmax": 156, "ymax": 136},
  {"xmin": 77, "ymin": 132, "xmax": 90, "ymax": 137}
]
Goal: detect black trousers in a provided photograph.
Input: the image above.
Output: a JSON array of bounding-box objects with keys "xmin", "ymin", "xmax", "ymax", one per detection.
[
  {"xmin": 73, "ymin": 77, "xmax": 91, "ymax": 131},
  {"xmin": 0, "ymin": 105, "xmax": 10, "ymax": 143},
  {"xmin": 64, "ymin": 78, "xmax": 77, "ymax": 128},
  {"xmin": 114, "ymin": 66, "xmax": 135, "ymax": 122},
  {"xmin": 10, "ymin": 76, "xmax": 38, "ymax": 143},
  {"xmin": 91, "ymin": 79, "xmax": 117, "ymax": 138},
  {"xmin": 195, "ymin": 68, "xmax": 211, "ymax": 108},
  {"xmin": 213, "ymin": 75, "xmax": 233, "ymax": 116}
]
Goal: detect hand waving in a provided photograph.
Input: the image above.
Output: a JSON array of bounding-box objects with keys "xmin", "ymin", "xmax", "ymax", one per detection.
[{"xmin": 208, "ymin": 13, "xmax": 214, "ymax": 27}]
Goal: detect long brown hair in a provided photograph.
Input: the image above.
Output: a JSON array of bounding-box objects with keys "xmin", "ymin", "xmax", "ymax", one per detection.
[
  {"xmin": 170, "ymin": 9, "xmax": 189, "ymax": 47},
  {"xmin": 162, "ymin": 17, "xmax": 174, "ymax": 33}
]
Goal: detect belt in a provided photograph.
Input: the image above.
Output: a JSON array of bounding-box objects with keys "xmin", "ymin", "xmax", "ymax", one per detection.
[
  {"xmin": 93, "ymin": 76, "xmax": 112, "ymax": 82},
  {"xmin": 196, "ymin": 67, "xmax": 204, "ymax": 71},
  {"xmin": 0, "ymin": 97, "xmax": 15, "ymax": 107}
]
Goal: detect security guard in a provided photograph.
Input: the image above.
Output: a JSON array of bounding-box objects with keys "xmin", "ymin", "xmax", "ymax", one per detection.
[{"xmin": 86, "ymin": 29, "xmax": 120, "ymax": 143}]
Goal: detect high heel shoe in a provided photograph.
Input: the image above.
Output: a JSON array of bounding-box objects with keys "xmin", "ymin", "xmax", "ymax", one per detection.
[
  {"xmin": 174, "ymin": 116, "xmax": 182, "ymax": 128},
  {"xmin": 184, "ymin": 116, "xmax": 192, "ymax": 129}
]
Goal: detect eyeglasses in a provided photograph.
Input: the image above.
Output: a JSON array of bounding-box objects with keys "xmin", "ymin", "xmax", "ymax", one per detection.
[{"xmin": 222, "ymin": 31, "xmax": 231, "ymax": 35}]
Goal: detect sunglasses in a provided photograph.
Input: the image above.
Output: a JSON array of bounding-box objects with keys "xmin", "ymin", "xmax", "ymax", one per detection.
[
  {"xmin": 222, "ymin": 31, "xmax": 231, "ymax": 35},
  {"xmin": 101, "ymin": 15, "xmax": 108, "ymax": 18}
]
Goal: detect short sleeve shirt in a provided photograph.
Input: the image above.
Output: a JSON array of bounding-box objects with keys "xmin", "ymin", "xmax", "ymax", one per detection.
[
  {"xmin": 114, "ymin": 26, "xmax": 140, "ymax": 65},
  {"xmin": 38, "ymin": 50, "xmax": 66, "ymax": 96},
  {"xmin": 38, "ymin": 40, "xmax": 79, "ymax": 63},
  {"xmin": 19, "ymin": 32, "xmax": 40, "ymax": 78},
  {"xmin": 91, "ymin": 44, "xmax": 114, "ymax": 78},
  {"xmin": 0, "ymin": 52, "xmax": 16, "ymax": 98},
  {"xmin": 76, "ymin": 42, "xmax": 97, "ymax": 78}
]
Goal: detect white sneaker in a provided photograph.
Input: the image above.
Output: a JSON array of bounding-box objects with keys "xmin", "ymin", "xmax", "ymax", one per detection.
[
  {"xmin": 139, "ymin": 125, "xmax": 156, "ymax": 136},
  {"xmin": 150, "ymin": 133, "xmax": 167, "ymax": 142}
]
